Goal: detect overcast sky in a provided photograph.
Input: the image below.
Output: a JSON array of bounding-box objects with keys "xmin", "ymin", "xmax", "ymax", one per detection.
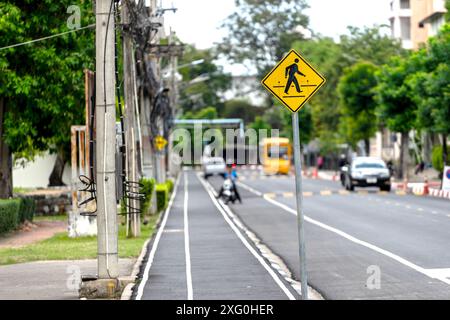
[{"xmin": 162, "ymin": 0, "xmax": 392, "ymax": 74}]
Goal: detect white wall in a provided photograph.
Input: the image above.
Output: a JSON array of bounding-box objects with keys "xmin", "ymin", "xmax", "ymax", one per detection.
[{"xmin": 13, "ymin": 152, "xmax": 71, "ymax": 188}]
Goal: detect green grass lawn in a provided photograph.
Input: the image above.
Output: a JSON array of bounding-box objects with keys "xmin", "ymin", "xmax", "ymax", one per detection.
[
  {"xmin": 0, "ymin": 214, "xmax": 159, "ymax": 265},
  {"xmin": 33, "ymin": 215, "xmax": 68, "ymax": 222}
]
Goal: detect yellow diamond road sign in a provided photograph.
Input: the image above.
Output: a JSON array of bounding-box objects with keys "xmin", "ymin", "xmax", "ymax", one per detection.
[
  {"xmin": 261, "ymin": 49, "xmax": 326, "ymax": 113},
  {"xmin": 154, "ymin": 135, "xmax": 167, "ymax": 151}
]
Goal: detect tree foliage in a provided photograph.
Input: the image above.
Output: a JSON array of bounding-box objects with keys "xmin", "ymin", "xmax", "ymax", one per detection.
[
  {"xmin": 0, "ymin": 0, "xmax": 94, "ymax": 192},
  {"xmin": 178, "ymin": 45, "xmax": 231, "ymax": 114},
  {"xmin": 292, "ymin": 26, "xmax": 403, "ymax": 152},
  {"xmin": 220, "ymin": 0, "xmax": 309, "ymax": 77},
  {"xmin": 338, "ymin": 62, "xmax": 379, "ymax": 152},
  {"xmin": 221, "ymin": 99, "xmax": 262, "ymax": 123}
]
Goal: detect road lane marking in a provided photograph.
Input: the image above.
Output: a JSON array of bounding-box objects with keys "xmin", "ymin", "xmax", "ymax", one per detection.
[
  {"xmin": 303, "ymin": 191, "xmax": 313, "ymax": 197},
  {"xmin": 239, "ymin": 181, "xmax": 450, "ymax": 286},
  {"xmin": 265, "ymin": 193, "xmax": 276, "ymax": 199},
  {"xmin": 198, "ymin": 174, "xmax": 297, "ymax": 300},
  {"xmin": 135, "ymin": 174, "xmax": 181, "ymax": 300},
  {"xmin": 184, "ymin": 172, "xmax": 194, "ymax": 300},
  {"xmin": 320, "ymin": 190, "xmax": 332, "ymax": 196},
  {"xmin": 283, "ymin": 192, "xmax": 294, "ymax": 198}
]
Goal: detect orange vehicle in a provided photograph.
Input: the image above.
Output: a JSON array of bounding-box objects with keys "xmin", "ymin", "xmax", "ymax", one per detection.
[{"xmin": 260, "ymin": 137, "xmax": 292, "ymax": 175}]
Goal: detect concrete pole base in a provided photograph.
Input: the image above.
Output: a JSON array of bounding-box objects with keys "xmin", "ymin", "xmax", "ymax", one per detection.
[{"xmin": 79, "ymin": 276, "xmax": 134, "ymax": 299}]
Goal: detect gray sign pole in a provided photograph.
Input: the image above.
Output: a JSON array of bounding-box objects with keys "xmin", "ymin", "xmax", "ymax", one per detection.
[{"xmin": 291, "ymin": 111, "xmax": 308, "ymax": 299}]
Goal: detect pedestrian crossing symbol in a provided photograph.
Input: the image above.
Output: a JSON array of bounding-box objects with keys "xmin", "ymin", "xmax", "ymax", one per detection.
[
  {"xmin": 154, "ymin": 135, "xmax": 167, "ymax": 151},
  {"xmin": 261, "ymin": 49, "xmax": 326, "ymax": 113}
]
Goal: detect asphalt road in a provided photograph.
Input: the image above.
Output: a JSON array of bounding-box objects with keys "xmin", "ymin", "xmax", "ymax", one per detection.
[
  {"xmin": 208, "ymin": 169, "xmax": 450, "ymax": 299},
  {"xmin": 134, "ymin": 170, "xmax": 298, "ymax": 300}
]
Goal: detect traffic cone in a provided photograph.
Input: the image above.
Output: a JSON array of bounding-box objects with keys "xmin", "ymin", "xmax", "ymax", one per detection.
[
  {"xmin": 403, "ymin": 178, "xmax": 409, "ymax": 193},
  {"xmin": 312, "ymin": 167, "xmax": 318, "ymax": 179},
  {"xmin": 423, "ymin": 178, "xmax": 429, "ymax": 196}
]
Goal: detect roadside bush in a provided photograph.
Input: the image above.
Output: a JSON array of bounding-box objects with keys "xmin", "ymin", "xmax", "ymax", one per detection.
[
  {"xmin": 140, "ymin": 178, "xmax": 155, "ymax": 215},
  {"xmin": 166, "ymin": 179, "xmax": 174, "ymax": 193},
  {"xmin": 432, "ymin": 145, "xmax": 450, "ymax": 174},
  {"xmin": 155, "ymin": 183, "xmax": 169, "ymax": 213},
  {"xmin": 18, "ymin": 197, "xmax": 36, "ymax": 223},
  {"xmin": 0, "ymin": 199, "xmax": 21, "ymax": 235}
]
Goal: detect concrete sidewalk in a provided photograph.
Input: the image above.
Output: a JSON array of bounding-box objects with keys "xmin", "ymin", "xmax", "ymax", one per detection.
[
  {"xmin": 0, "ymin": 259, "xmax": 134, "ymax": 300},
  {"xmin": 134, "ymin": 170, "xmax": 297, "ymax": 300}
]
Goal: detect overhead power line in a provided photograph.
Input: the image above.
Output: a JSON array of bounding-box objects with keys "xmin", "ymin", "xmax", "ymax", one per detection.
[{"xmin": 0, "ymin": 24, "xmax": 95, "ymax": 52}]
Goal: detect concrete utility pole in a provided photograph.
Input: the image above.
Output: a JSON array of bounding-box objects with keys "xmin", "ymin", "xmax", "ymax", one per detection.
[
  {"xmin": 95, "ymin": 0, "xmax": 119, "ymax": 279},
  {"xmin": 122, "ymin": 2, "xmax": 141, "ymax": 237}
]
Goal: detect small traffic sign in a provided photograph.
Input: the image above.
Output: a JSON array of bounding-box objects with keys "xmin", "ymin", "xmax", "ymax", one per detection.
[
  {"xmin": 154, "ymin": 135, "xmax": 167, "ymax": 151},
  {"xmin": 443, "ymin": 166, "xmax": 450, "ymax": 191},
  {"xmin": 261, "ymin": 49, "xmax": 326, "ymax": 113}
]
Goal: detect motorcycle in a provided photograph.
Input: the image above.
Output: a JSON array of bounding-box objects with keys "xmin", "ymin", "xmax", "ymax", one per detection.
[{"xmin": 220, "ymin": 178, "xmax": 238, "ymax": 205}]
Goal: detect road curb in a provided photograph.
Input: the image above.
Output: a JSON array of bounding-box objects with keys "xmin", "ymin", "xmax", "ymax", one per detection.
[{"xmin": 120, "ymin": 238, "xmax": 151, "ymax": 300}]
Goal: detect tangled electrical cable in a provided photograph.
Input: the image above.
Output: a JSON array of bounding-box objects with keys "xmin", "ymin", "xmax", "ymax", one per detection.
[
  {"xmin": 114, "ymin": 0, "xmax": 145, "ymax": 217},
  {"xmin": 78, "ymin": 70, "xmax": 97, "ymax": 216}
]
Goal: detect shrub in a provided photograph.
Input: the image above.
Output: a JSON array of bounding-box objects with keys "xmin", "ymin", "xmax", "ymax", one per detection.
[
  {"xmin": 432, "ymin": 145, "xmax": 450, "ymax": 174},
  {"xmin": 140, "ymin": 178, "xmax": 155, "ymax": 215},
  {"xmin": 0, "ymin": 199, "xmax": 21, "ymax": 235},
  {"xmin": 155, "ymin": 183, "xmax": 169, "ymax": 213},
  {"xmin": 18, "ymin": 197, "xmax": 36, "ymax": 223},
  {"xmin": 166, "ymin": 179, "xmax": 174, "ymax": 193}
]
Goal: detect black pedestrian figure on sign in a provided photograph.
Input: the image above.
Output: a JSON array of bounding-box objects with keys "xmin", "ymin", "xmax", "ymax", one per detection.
[{"xmin": 284, "ymin": 58, "xmax": 306, "ymax": 94}]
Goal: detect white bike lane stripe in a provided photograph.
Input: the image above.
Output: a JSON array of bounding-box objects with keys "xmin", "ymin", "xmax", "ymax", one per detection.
[
  {"xmin": 197, "ymin": 173, "xmax": 296, "ymax": 300},
  {"xmin": 135, "ymin": 174, "xmax": 181, "ymax": 300},
  {"xmin": 238, "ymin": 181, "xmax": 450, "ymax": 286},
  {"xmin": 184, "ymin": 172, "xmax": 194, "ymax": 300}
]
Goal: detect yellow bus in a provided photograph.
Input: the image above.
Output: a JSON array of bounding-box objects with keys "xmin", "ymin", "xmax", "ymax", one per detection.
[{"xmin": 261, "ymin": 137, "xmax": 292, "ymax": 175}]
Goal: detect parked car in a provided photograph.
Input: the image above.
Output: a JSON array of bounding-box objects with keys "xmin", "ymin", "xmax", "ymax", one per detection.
[
  {"xmin": 202, "ymin": 157, "xmax": 226, "ymax": 179},
  {"xmin": 341, "ymin": 157, "xmax": 391, "ymax": 192}
]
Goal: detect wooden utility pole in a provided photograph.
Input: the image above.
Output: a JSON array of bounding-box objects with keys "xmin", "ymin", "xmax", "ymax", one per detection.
[
  {"xmin": 95, "ymin": 0, "xmax": 119, "ymax": 279},
  {"xmin": 122, "ymin": 2, "xmax": 140, "ymax": 237}
]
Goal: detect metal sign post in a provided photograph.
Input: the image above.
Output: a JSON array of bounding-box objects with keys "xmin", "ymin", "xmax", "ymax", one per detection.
[
  {"xmin": 261, "ymin": 49, "xmax": 326, "ymax": 300},
  {"xmin": 292, "ymin": 111, "xmax": 308, "ymax": 299}
]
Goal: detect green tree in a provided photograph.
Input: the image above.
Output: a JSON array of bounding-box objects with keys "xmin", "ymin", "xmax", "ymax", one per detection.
[
  {"xmin": 409, "ymin": 25, "xmax": 450, "ymax": 169},
  {"xmin": 220, "ymin": 0, "xmax": 309, "ymax": 77},
  {"xmin": 178, "ymin": 45, "xmax": 231, "ymax": 114},
  {"xmin": 291, "ymin": 27, "xmax": 403, "ymax": 154},
  {"xmin": 446, "ymin": 0, "xmax": 450, "ymax": 22},
  {"xmin": 182, "ymin": 106, "xmax": 218, "ymax": 120},
  {"xmin": 338, "ymin": 62, "xmax": 379, "ymax": 154},
  {"xmin": 221, "ymin": 99, "xmax": 262, "ymax": 124},
  {"xmin": 0, "ymin": 1, "xmax": 95, "ymax": 197},
  {"xmin": 339, "ymin": 26, "xmax": 405, "ymax": 66},
  {"xmin": 375, "ymin": 55, "xmax": 419, "ymax": 179}
]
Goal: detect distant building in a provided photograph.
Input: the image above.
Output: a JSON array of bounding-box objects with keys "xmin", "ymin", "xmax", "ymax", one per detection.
[{"xmin": 389, "ymin": 0, "xmax": 447, "ymax": 49}]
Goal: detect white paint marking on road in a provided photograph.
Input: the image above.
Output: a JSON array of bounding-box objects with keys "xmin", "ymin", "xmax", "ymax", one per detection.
[
  {"xmin": 135, "ymin": 175, "xmax": 181, "ymax": 300},
  {"xmin": 184, "ymin": 172, "xmax": 194, "ymax": 300},
  {"xmin": 239, "ymin": 181, "xmax": 450, "ymax": 286},
  {"xmin": 198, "ymin": 174, "xmax": 296, "ymax": 300},
  {"xmin": 418, "ymin": 208, "xmax": 424, "ymax": 212}
]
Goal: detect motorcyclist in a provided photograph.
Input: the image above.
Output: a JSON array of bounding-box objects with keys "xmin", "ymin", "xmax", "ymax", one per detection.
[{"xmin": 217, "ymin": 163, "xmax": 242, "ymax": 204}]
